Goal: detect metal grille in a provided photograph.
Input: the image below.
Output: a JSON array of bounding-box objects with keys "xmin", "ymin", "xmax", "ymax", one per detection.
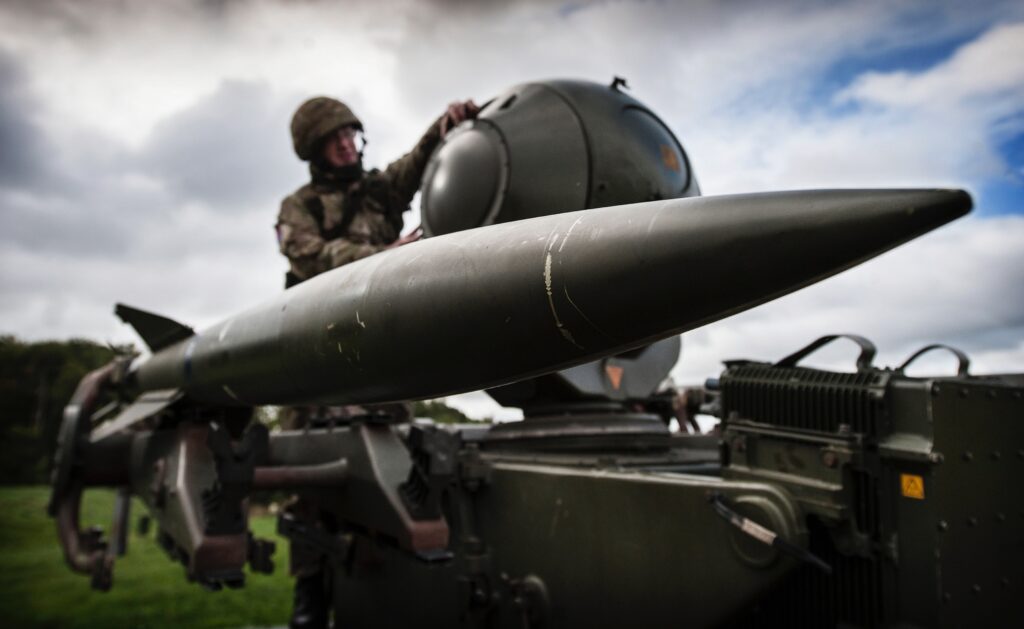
[
  {"xmin": 851, "ymin": 469, "xmax": 881, "ymax": 536},
  {"xmin": 721, "ymin": 365, "xmax": 890, "ymax": 437},
  {"xmin": 729, "ymin": 517, "xmax": 885, "ymax": 628}
]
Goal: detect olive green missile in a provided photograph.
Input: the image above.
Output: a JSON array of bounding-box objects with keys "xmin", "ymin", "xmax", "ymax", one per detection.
[{"xmin": 132, "ymin": 188, "xmax": 970, "ymax": 406}]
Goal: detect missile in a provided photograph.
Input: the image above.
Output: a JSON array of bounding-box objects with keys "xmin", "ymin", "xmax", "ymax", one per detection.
[{"xmin": 132, "ymin": 189, "xmax": 970, "ymax": 406}]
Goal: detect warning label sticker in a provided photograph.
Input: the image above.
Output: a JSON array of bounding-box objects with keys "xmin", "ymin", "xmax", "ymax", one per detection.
[{"xmin": 900, "ymin": 473, "xmax": 925, "ymax": 500}]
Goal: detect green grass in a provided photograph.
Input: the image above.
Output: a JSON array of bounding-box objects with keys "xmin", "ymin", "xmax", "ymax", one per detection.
[{"xmin": 0, "ymin": 487, "xmax": 292, "ymax": 628}]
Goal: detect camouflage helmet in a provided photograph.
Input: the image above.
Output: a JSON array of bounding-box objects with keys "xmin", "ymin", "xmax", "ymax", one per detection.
[{"xmin": 290, "ymin": 97, "xmax": 363, "ymax": 162}]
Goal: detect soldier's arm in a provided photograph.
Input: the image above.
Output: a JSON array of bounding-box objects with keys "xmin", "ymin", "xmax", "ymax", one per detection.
[
  {"xmin": 380, "ymin": 101, "xmax": 479, "ymax": 211},
  {"xmin": 380, "ymin": 116, "xmax": 444, "ymax": 207},
  {"xmin": 277, "ymin": 195, "xmax": 385, "ymax": 280}
]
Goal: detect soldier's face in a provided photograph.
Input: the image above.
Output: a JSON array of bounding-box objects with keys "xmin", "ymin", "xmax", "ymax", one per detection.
[{"xmin": 322, "ymin": 126, "xmax": 360, "ymax": 168}]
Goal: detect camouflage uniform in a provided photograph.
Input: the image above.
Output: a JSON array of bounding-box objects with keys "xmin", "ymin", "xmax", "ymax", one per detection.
[
  {"xmin": 277, "ymin": 97, "xmax": 443, "ymax": 286},
  {"xmin": 277, "ymin": 99, "xmax": 437, "ymax": 625}
]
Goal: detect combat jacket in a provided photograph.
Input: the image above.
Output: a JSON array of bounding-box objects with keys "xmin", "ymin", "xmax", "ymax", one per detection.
[{"xmin": 276, "ymin": 118, "xmax": 442, "ymax": 284}]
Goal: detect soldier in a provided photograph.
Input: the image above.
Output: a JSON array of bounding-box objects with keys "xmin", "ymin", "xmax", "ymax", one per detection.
[
  {"xmin": 278, "ymin": 96, "xmax": 479, "ymax": 286},
  {"xmin": 277, "ymin": 95, "xmax": 478, "ymax": 629}
]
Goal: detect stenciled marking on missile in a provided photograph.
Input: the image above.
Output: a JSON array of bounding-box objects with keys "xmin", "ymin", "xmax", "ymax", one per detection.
[
  {"xmin": 356, "ymin": 311, "xmax": 366, "ymax": 329},
  {"xmin": 543, "ymin": 229, "xmax": 583, "ymax": 350}
]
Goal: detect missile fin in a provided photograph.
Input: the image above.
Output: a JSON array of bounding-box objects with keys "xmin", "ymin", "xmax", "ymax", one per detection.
[{"xmin": 115, "ymin": 303, "xmax": 195, "ymax": 352}]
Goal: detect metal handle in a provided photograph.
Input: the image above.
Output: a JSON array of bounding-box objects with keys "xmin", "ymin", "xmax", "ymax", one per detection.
[
  {"xmin": 49, "ymin": 361, "xmax": 129, "ymax": 591},
  {"xmin": 252, "ymin": 460, "xmax": 349, "ymax": 490},
  {"xmin": 897, "ymin": 344, "xmax": 970, "ymax": 376},
  {"xmin": 775, "ymin": 334, "xmax": 876, "ymax": 371}
]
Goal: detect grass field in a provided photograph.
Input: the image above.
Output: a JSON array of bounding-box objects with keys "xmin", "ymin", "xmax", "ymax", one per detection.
[{"xmin": 0, "ymin": 486, "xmax": 293, "ymax": 628}]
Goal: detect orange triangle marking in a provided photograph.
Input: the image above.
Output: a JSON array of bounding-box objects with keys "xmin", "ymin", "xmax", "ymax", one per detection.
[{"xmin": 605, "ymin": 365, "xmax": 624, "ymax": 390}]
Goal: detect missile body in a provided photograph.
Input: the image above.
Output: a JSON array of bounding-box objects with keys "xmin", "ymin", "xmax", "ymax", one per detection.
[{"xmin": 135, "ymin": 189, "xmax": 970, "ymax": 406}]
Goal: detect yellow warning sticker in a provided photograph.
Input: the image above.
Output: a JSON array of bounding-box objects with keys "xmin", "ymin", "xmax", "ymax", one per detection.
[{"xmin": 900, "ymin": 474, "xmax": 925, "ymax": 500}]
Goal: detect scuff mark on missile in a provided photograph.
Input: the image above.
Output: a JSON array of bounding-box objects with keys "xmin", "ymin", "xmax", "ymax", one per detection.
[
  {"xmin": 545, "ymin": 230, "xmax": 560, "ymax": 251},
  {"xmin": 356, "ymin": 311, "xmax": 366, "ymax": 329},
  {"xmin": 646, "ymin": 201, "xmax": 673, "ymax": 237},
  {"xmin": 558, "ymin": 216, "xmax": 583, "ymax": 252},
  {"xmin": 222, "ymin": 384, "xmax": 240, "ymax": 402},
  {"xmin": 327, "ymin": 323, "xmax": 335, "ymax": 331},
  {"xmin": 544, "ymin": 251, "xmax": 582, "ymax": 349},
  {"xmin": 337, "ymin": 342, "xmax": 343, "ymax": 354},
  {"xmin": 218, "ymin": 319, "xmax": 233, "ymax": 343},
  {"xmin": 564, "ymin": 286, "xmax": 615, "ymax": 341}
]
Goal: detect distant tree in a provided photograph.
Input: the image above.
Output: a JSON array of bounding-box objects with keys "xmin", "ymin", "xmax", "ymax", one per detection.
[
  {"xmin": 412, "ymin": 399, "xmax": 488, "ymax": 424},
  {"xmin": 0, "ymin": 337, "xmax": 129, "ymax": 484}
]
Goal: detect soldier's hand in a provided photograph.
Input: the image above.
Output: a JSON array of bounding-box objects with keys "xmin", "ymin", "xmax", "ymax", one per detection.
[
  {"xmin": 387, "ymin": 226, "xmax": 424, "ymax": 249},
  {"xmin": 440, "ymin": 100, "xmax": 480, "ymax": 137}
]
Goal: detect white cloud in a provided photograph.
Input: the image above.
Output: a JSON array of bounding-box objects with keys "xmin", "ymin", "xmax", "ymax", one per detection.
[
  {"xmin": 838, "ymin": 22, "xmax": 1024, "ymax": 112},
  {"xmin": 672, "ymin": 214, "xmax": 1024, "ymax": 384},
  {"xmin": 0, "ymin": 0, "xmax": 1022, "ymax": 422}
]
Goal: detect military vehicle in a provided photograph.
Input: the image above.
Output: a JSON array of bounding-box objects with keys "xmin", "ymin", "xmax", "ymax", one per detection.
[{"xmin": 48, "ymin": 79, "xmax": 1021, "ymax": 627}]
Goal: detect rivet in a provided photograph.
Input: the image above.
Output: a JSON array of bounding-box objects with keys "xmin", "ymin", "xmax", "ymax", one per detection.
[
  {"xmin": 987, "ymin": 390, "xmax": 997, "ymax": 399},
  {"xmin": 962, "ymin": 451, "xmax": 974, "ymax": 462},
  {"xmin": 932, "ymin": 384, "xmax": 942, "ymax": 397},
  {"xmin": 972, "ymin": 584, "xmax": 982, "ymax": 594},
  {"xmin": 991, "ymin": 451, "xmax": 1001, "ymax": 461},
  {"xmin": 937, "ymin": 520, "xmax": 949, "ymax": 532},
  {"xmin": 959, "ymin": 388, "xmax": 969, "ymax": 398},
  {"xmin": 822, "ymin": 451, "xmax": 838, "ymax": 468},
  {"xmin": 967, "ymin": 516, "xmax": 978, "ymax": 527},
  {"xmin": 929, "ymin": 452, "xmax": 944, "ymax": 464},
  {"xmin": 996, "ymin": 513, "xmax": 1006, "ymax": 523}
]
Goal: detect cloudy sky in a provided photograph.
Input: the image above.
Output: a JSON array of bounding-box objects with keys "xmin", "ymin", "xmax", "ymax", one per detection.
[{"xmin": 1, "ymin": 0, "xmax": 1022, "ymax": 419}]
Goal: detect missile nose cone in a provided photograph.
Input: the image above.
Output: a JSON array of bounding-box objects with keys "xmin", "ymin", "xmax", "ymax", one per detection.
[
  {"xmin": 915, "ymin": 188, "xmax": 973, "ymax": 220},
  {"xmin": 837, "ymin": 188, "xmax": 971, "ymax": 235}
]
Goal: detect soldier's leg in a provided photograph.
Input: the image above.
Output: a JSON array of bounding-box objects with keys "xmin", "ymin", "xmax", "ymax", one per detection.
[
  {"xmin": 285, "ymin": 496, "xmax": 329, "ymax": 629},
  {"xmin": 280, "ymin": 407, "xmax": 330, "ymax": 629}
]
